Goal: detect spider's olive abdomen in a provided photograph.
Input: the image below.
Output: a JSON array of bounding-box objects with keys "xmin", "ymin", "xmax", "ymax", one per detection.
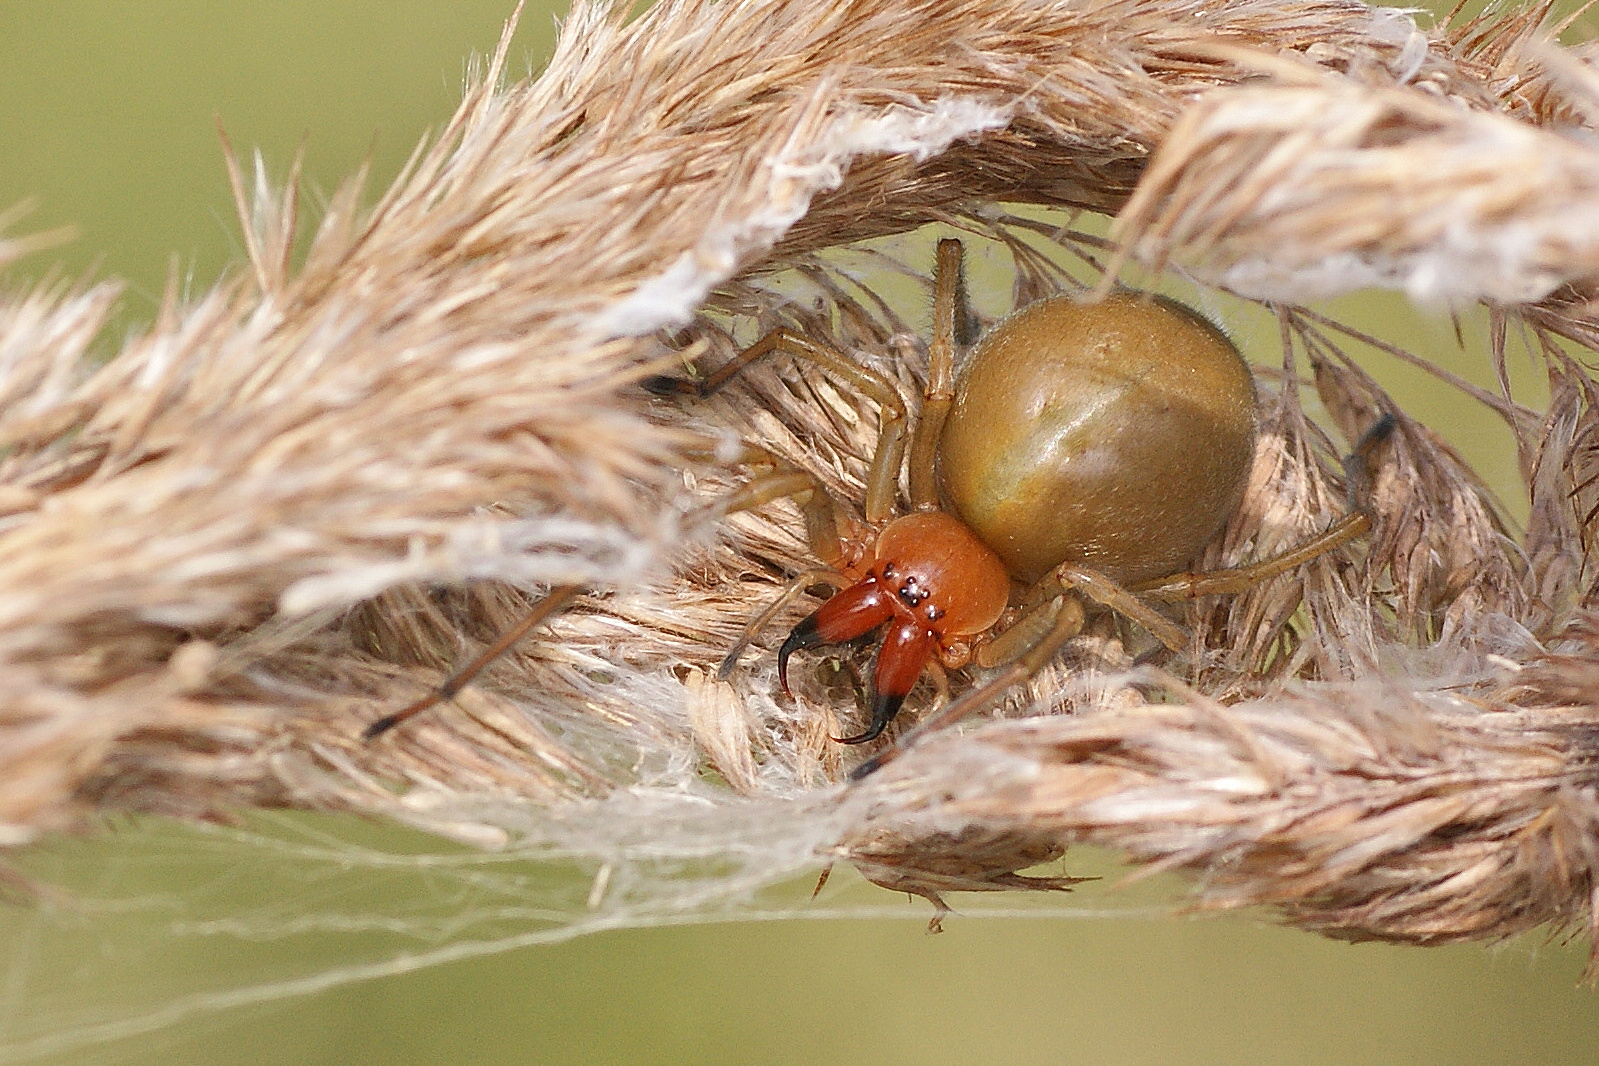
[{"xmin": 937, "ymin": 292, "xmax": 1258, "ymax": 586}]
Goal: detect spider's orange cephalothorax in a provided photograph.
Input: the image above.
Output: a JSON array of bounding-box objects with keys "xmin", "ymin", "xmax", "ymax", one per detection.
[{"xmin": 779, "ymin": 512, "xmax": 1008, "ymax": 744}]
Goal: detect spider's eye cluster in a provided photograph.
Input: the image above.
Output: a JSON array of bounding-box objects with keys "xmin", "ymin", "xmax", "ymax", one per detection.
[{"xmin": 871, "ymin": 513, "xmax": 1009, "ymax": 638}]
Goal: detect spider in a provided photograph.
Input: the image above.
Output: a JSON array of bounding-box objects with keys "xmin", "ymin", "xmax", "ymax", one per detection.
[
  {"xmin": 643, "ymin": 238, "xmax": 1375, "ymax": 768},
  {"xmin": 365, "ymin": 238, "xmax": 1377, "ymax": 758}
]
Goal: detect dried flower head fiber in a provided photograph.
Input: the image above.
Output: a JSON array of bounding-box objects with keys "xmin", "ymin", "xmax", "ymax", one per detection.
[{"xmin": 1, "ymin": 0, "xmax": 1598, "ymax": 965}]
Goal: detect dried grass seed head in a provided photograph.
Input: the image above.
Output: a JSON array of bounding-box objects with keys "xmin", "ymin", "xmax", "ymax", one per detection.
[{"xmin": 0, "ymin": 0, "xmax": 1595, "ymax": 960}]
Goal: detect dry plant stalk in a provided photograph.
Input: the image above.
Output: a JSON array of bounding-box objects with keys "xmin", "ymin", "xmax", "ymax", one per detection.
[{"xmin": 2, "ymin": 0, "xmax": 1599, "ymax": 962}]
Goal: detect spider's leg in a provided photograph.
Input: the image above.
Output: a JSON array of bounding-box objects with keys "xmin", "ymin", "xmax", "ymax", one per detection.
[
  {"xmin": 908, "ymin": 237, "xmax": 964, "ymax": 510},
  {"xmin": 363, "ymin": 584, "xmax": 582, "ymax": 739},
  {"xmin": 644, "ymin": 328, "xmax": 909, "ymax": 523}
]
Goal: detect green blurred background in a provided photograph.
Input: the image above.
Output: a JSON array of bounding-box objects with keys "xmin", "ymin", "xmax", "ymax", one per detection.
[{"xmin": 1, "ymin": 2, "xmax": 1596, "ymax": 1064}]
